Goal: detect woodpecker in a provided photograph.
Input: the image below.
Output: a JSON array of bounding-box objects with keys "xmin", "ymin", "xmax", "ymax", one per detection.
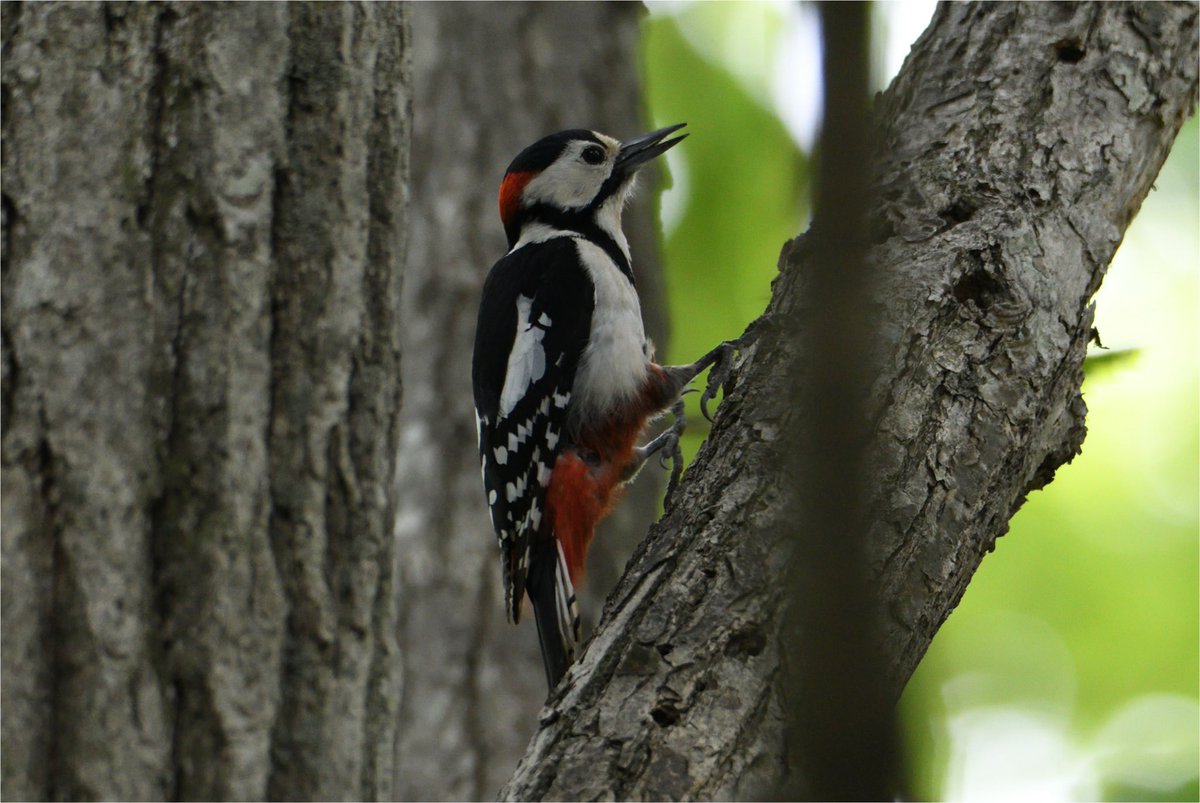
[{"xmin": 472, "ymin": 124, "xmax": 735, "ymax": 691}]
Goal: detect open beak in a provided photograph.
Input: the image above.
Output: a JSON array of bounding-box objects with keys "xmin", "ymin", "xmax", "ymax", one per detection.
[{"xmin": 615, "ymin": 123, "xmax": 687, "ymax": 177}]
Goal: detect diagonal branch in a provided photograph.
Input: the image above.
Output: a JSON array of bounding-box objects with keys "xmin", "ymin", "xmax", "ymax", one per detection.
[{"xmin": 500, "ymin": 3, "xmax": 1198, "ymax": 799}]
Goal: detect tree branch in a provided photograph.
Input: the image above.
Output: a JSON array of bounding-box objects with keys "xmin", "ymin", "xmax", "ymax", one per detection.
[{"xmin": 500, "ymin": 3, "xmax": 1198, "ymax": 799}]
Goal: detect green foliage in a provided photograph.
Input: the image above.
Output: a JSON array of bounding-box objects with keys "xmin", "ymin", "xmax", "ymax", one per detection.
[{"xmin": 641, "ymin": 5, "xmax": 807, "ymax": 459}]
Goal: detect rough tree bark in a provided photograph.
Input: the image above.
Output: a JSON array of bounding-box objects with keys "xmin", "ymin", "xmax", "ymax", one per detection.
[
  {"xmin": 501, "ymin": 3, "xmax": 1198, "ymax": 799},
  {"xmin": 394, "ymin": 4, "xmax": 670, "ymax": 800},
  {"xmin": 1, "ymin": 4, "xmax": 409, "ymax": 800}
]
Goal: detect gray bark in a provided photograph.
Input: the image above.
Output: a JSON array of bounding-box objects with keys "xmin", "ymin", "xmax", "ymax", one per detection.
[
  {"xmin": 395, "ymin": 4, "xmax": 669, "ymax": 800},
  {"xmin": 501, "ymin": 3, "xmax": 1198, "ymax": 799},
  {"xmin": 1, "ymin": 3, "xmax": 410, "ymax": 800}
]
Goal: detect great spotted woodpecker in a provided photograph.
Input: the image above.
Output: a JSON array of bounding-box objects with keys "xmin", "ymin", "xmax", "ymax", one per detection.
[{"xmin": 472, "ymin": 124, "xmax": 734, "ymax": 691}]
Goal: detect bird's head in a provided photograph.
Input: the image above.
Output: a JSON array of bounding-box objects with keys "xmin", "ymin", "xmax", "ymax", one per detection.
[{"xmin": 498, "ymin": 123, "xmax": 686, "ymax": 248}]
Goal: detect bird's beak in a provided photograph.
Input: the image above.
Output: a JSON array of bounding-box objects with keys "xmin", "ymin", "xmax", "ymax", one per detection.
[{"xmin": 615, "ymin": 123, "xmax": 687, "ymax": 177}]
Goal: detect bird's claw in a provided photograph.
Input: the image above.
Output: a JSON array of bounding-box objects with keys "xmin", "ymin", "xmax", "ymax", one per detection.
[
  {"xmin": 649, "ymin": 323, "xmax": 765, "ymax": 506},
  {"xmin": 699, "ymin": 342, "xmax": 737, "ymax": 423},
  {"xmin": 659, "ymin": 398, "xmax": 687, "ymax": 510},
  {"xmin": 696, "ymin": 321, "xmax": 766, "ymax": 422}
]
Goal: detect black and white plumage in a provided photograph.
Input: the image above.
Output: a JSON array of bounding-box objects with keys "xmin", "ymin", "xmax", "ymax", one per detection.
[
  {"xmin": 473, "ymin": 237, "xmax": 593, "ymax": 644},
  {"xmin": 472, "ymin": 125, "xmax": 694, "ymax": 690}
]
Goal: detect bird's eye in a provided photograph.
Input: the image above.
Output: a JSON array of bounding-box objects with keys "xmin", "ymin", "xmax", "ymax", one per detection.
[{"xmin": 581, "ymin": 145, "xmax": 605, "ymax": 165}]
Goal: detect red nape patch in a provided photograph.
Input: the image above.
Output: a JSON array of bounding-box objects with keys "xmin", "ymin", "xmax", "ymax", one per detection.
[{"xmin": 498, "ymin": 170, "xmax": 535, "ymax": 227}]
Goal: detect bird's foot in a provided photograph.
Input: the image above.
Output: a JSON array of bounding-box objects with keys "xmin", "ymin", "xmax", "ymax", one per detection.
[{"xmin": 628, "ymin": 397, "xmax": 687, "ymax": 507}]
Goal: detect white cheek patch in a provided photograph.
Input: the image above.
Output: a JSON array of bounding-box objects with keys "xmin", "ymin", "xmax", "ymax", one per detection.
[
  {"xmin": 522, "ymin": 163, "xmax": 599, "ymax": 210},
  {"xmin": 519, "ymin": 136, "xmax": 619, "ymax": 211},
  {"xmin": 499, "ymin": 294, "xmax": 546, "ymax": 418}
]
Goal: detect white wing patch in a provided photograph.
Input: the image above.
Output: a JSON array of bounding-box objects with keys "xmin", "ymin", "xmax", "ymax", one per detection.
[{"xmin": 499, "ymin": 294, "xmax": 546, "ymax": 418}]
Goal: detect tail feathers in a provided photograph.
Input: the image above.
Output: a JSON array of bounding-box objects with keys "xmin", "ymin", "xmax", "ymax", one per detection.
[{"xmin": 527, "ymin": 538, "xmax": 582, "ymax": 691}]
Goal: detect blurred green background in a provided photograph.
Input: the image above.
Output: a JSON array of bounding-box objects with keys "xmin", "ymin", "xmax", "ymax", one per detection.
[{"xmin": 639, "ymin": 2, "xmax": 1199, "ymax": 799}]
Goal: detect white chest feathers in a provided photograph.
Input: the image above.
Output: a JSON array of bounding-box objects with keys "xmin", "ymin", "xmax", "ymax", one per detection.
[{"xmin": 571, "ymin": 238, "xmax": 649, "ymax": 420}]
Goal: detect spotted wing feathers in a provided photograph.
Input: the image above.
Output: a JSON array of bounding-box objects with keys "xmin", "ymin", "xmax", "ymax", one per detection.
[{"xmin": 472, "ymin": 237, "xmax": 594, "ymax": 624}]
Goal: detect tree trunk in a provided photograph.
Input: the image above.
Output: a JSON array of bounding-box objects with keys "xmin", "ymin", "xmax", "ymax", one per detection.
[
  {"xmin": 395, "ymin": 4, "xmax": 669, "ymax": 800},
  {"xmin": 501, "ymin": 3, "xmax": 1198, "ymax": 799},
  {"xmin": 1, "ymin": 4, "xmax": 410, "ymax": 800}
]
